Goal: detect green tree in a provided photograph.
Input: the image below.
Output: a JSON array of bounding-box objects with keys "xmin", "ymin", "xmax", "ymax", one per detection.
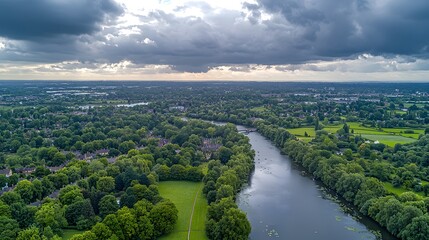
[
  {"xmin": 15, "ymin": 180, "xmax": 34, "ymax": 203},
  {"xmin": 91, "ymin": 222, "xmax": 114, "ymax": 240},
  {"xmin": 102, "ymin": 214, "xmax": 124, "ymax": 240},
  {"xmin": 99, "ymin": 195, "xmax": 119, "ymax": 218},
  {"xmin": 65, "ymin": 199, "xmax": 95, "ymax": 226},
  {"xmin": 70, "ymin": 231, "xmax": 97, "ymax": 240},
  {"xmin": 117, "ymin": 207, "xmax": 138, "ymax": 239},
  {"xmin": 96, "ymin": 177, "xmax": 115, "ymax": 193},
  {"xmin": 10, "ymin": 202, "xmax": 37, "ymax": 228},
  {"xmin": 16, "ymin": 226, "xmax": 43, "ymax": 240},
  {"xmin": 0, "ymin": 216, "xmax": 20, "ymax": 240},
  {"xmin": 216, "ymin": 208, "xmax": 251, "ymax": 240},
  {"xmin": 35, "ymin": 202, "xmax": 67, "ymax": 235},
  {"xmin": 149, "ymin": 200, "xmax": 178, "ymax": 237},
  {"xmin": 399, "ymin": 214, "xmax": 429, "ymax": 240}
]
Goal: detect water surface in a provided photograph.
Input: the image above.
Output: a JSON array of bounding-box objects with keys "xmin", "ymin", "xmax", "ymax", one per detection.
[{"xmin": 236, "ymin": 125, "xmax": 396, "ymax": 240}]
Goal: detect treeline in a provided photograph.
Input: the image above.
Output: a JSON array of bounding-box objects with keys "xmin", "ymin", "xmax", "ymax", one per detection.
[
  {"xmin": 202, "ymin": 123, "xmax": 255, "ymax": 240},
  {"xmin": 256, "ymin": 121, "xmax": 429, "ymax": 240},
  {"xmin": 0, "ymin": 118, "xmax": 243, "ymax": 239}
]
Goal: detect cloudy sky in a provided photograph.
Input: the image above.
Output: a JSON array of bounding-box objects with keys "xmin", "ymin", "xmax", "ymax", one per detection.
[{"xmin": 0, "ymin": 0, "xmax": 428, "ymax": 81}]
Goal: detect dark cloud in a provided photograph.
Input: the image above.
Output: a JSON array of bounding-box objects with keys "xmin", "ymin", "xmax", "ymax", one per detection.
[
  {"xmin": 0, "ymin": 0, "xmax": 428, "ymax": 74},
  {"xmin": 256, "ymin": 0, "xmax": 429, "ymax": 57},
  {"xmin": 0, "ymin": 0, "xmax": 122, "ymax": 40}
]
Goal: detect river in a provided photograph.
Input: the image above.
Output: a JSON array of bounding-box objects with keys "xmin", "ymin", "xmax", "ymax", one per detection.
[{"xmin": 235, "ymin": 125, "xmax": 397, "ymax": 240}]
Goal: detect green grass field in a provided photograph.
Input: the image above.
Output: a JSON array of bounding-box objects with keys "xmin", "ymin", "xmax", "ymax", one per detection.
[
  {"xmin": 62, "ymin": 229, "xmax": 84, "ymax": 240},
  {"xmin": 383, "ymin": 182, "xmax": 426, "ymax": 197},
  {"xmin": 287, "ymin": 122, "xmax": 420, "ymax": 146},
  {"xmin": 251, "ymin": 106, "xmax": 267, "ymax": 112},
  {"xmin": 360, "ymin": 134, "xmax": 416, "ymax": 147},
  {"xmin": 158, "ymin": 181, "xmax": 208, "ymax": 240}
]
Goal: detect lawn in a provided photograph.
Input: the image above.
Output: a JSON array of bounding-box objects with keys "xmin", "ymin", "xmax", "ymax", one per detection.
[
  {"xmin": 251, "ymin": 106, "xmax": 267, "ymax": 112},
  {"xmin": 62, "ymin": 229, "xmax": 84, "ymax": 240},
  {"xmin": 158, "ymin": 181, "xmax": 208, "ymax": 240},
  {"xmin": 286, "ymin": 127, "xmax": 315, "ymax": 138},
  {"xmin": 360, "ymin": 134, "xmax": 416, "ymax": 147},
  {"xmin": 286, "ymin": 124, "xmax": 342, "ymax": 142},
  {"xmin": 287, "ymin": 122, "xmax": 420, "ymax": 146},
  {"xmin": 383, "ymin": 182, "xmax": 425, "ymax": 197}
]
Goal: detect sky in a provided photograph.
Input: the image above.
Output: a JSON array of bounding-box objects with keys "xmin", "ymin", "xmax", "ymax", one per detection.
[{"xmin": 0, "ymin": 0, "xmax": 428, "ymax": 81}]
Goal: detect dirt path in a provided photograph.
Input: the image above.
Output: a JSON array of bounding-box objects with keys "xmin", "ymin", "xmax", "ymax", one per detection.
[{"xmin": 187, "ymin": 186, "xmax": 201, "ymax": 240}]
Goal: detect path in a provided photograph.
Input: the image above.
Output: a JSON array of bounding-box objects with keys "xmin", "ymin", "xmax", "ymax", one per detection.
[{"xmin": 187, "ymin": 185, "xmax": 202, "ymax": 240}]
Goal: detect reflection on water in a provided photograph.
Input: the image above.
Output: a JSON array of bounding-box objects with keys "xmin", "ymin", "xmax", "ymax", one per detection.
[{"xmin": 236, "ymin": 126, "xmax": 395, "ymax": 240}]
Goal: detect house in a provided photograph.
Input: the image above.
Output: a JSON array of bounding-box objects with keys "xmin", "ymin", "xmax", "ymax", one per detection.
[
  {"xmin": 0, "ymin": 168, "xmax": 12, "ymax": 177},
  {"xmin": 47, "ymin": 166, "xmax": 63, "ymax": 173},
  {"xmin": 201, "ymin": 138, "xmax": 222, "ymax": 152},
  {"xmin": 15, "ymin": 167, "xmax": 36, "ymax": 175},
  {"xmin": 95, "ymin": 149, "xmax": 109, "ymax": 156},
  {"xmin": 158, "ymin": 138, "xmax": 170, "ymax": 147}
]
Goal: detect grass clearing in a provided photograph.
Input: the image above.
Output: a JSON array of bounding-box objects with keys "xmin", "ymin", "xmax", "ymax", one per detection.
[
  {"xmin": 158, "ymin": 181, "xmax": 208, "ymax": 240},
  {"xmin": 287, "ymin": 122, "xmax": 420, "ymax": 146},
  {"xmin": 383, "ymin": 182, "xmax": 426, "ymax": 197},
  {"xmin": 360, "ymin": 134, "xmax": 416, "ymax": 147},
  {"xmin": 286, "ymin": 127, "xmax": 315, "ymax": 138},
  {"xmin": 251, "ymin": 106, "xmax": 267, "ymax": 112},
  {"xmin": 62, "ymin": 229, "xmax": 84, "ymax": 240}
]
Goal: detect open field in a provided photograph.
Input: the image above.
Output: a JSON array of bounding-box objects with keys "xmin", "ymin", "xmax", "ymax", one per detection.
[
  {"xmin": 360, "ymin": 134, "xmax": 416, "ymax": 147},
  {"xmin": 287, "ymin": 122, "xmax": 420, "ymax": 146},
  {"xmin": 158, "ymin": 181, "xmax": 208, "ymax": 240},
  {"xmin": 383, "ymin": 182, "xmax": 426, "ymax": 197},
  {"xmin": 286, "ymin": 127, "xmax": 315, "ymax": 138},
  {"xmin": 251, "ymin": 106, "xmax": 267, "ymax": 112},
  {"xmin": 62, "ymin": 229, "xmax": 84, "ymax": 240}
]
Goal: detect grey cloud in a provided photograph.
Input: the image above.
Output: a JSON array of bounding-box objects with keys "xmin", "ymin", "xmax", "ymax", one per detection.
[
  {"xmin": 0, "ymin": 0, "xmax": 122, "ymax": 40},
  {"xmin": 257, "ymin": 0, "xmax": 429, "ymax": 57},
  {"xmin": 1, "ymin": 0, "xmax": 429, "ymax": 74}
]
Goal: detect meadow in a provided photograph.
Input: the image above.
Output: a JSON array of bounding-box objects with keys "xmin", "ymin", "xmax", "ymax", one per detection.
[
  {"xmin": 383, "ymin": 182, "xmax": 428, "ymax": 197},
  {"xmin": 287, "ymin": 122, "xmax": 421, "ymax": 146},
  {"xmin": 62, "ymin": 229, "xmax": 84, "ymax": 240},
  {"xmin": 158, "ymin": 181, "xmax": 208, "ymax": 240}
]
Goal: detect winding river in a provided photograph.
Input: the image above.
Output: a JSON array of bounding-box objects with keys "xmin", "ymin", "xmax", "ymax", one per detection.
[{"xmin": 234, "ymin": 125, "xmax": 397, "ymax": 240}]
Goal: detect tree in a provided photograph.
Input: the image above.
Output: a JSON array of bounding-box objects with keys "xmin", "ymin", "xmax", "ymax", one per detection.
[
  {"xmin": 399, "ymin": 214, "xmax": 429, "ymax": 240},
  {"xmin": 117, "ymin": 207, "xmax": 138, "ymax": 239},
  {"xmin": 216, "ymin": 185, "xmax": 234, "ymax": 201},
  {"xmin": 70, "ymin": 231, "xmax": 97, "ymax": 240},
  {"xmin": 387, "ymin": 205, "xmax": 423, "ymax": 236},
  {"xmin": 59, "ymin": 185, "xmax": 83, "ymax": 205},
  {"xmin": 91, "ymin": 222, "xmax": 114, "ymax": 240},
  {"xmin": 16, "ymin": 226, "xmax": 43, "ymax": 240},
  {"xmin": 207, "ymin": 197, "xmax": 237, "ymax": 222},
  {"xmin": 149, "ymin": 200, "xmax": 178, "ymax": 237},
  {"xmin": 96, "ymin": 177, "xmax": 115, "ymax": 193},
  {"xmin": 218, "ymin": 147, "xmax": 233, "ymax": 164},
  {"xmin": 216, "ymin": 208, "xmax": 251, "ymax": 240},
  {"xmin": 1, "ymin": 191, "xmax": 22, "ymax": 205},
  {"xmin": 102, "ymin": 214, "xmax": 124, "ymax": 240},
  {"xmin": 99, "ymin": 195, "xmax": 119, "ymax": 218},
  {"xmin": 35, "ymin": 202, "xmax": 67, "ymax": 235},
  {"xmin": 133, "ymin": 200, "xmax": 154, "ymax": 240},
  {"xmin": 10, "ymin": 202, "xmax": 37, "ymax": 228},
  {"xmin": 65, "ymin": 199, "xmax": 95, "ymax": 226},
  {"xmin": 0, "ymin": 216, "xmax": 20, "ymax": 240},
  {"xmin": 15, "ymin": 180, "xmax": 34, "ymax": 203},
  {"xmin": 0, "ymin": 174, "xmax": 7, "ymax": 188}
]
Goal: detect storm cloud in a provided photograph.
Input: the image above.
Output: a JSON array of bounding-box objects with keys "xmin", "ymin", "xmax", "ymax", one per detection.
[
  {"xmin": 0, "ymin": 0, "xmax": 122, "ymax": 40},
  {"xmin": 0, "ymin": 0, "xmax": 428, "ymax": 79}
]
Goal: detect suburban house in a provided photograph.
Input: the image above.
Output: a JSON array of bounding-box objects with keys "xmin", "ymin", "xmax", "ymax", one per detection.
[{"xmin": 0, "ymin": 168, "xmax": 12, "ymax": 177}]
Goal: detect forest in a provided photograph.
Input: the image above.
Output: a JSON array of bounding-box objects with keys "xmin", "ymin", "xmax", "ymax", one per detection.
[{"xmin": 1, "ymin": 81, "xmax": 429, "ymax": 239}]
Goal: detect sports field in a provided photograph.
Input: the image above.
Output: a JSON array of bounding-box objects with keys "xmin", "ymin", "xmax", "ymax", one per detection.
[{"xmin": 158, "ymin": 181, "xmax": 208, "ymax": 240}]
